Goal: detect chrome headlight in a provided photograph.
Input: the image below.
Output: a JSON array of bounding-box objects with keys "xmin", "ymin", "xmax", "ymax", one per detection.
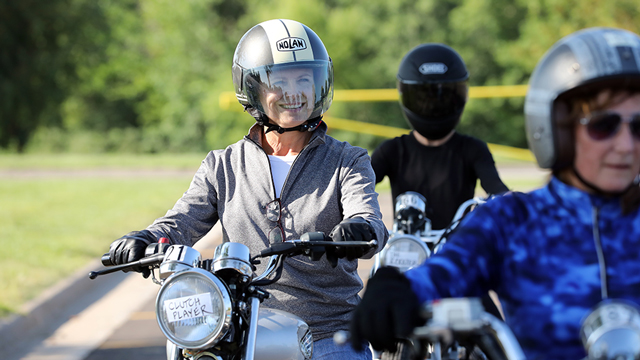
[
  {"xmin": 581, "ymin": 300, "xmax": 640, "ymax": 360},
  {"xmin": 379, "ymin": 234, "xmax": 430, "ymax": 272},
  {"xmin": 156, "ymin": 268, "xmax": 233, "ymax": 349}
]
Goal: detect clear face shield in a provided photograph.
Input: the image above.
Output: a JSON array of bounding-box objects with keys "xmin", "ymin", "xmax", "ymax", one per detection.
[{"xmin": 242, "ymin": 61, "xmax": 333, "ymax": 124}]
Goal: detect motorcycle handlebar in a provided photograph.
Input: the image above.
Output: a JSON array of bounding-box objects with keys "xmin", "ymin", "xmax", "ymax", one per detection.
[
  {"xmin": 92, "ymin": 232, "xmax": 377, "ymax": 282},
  {"xmin": 101, "ymin": 253, "xmax": 112, "ymax": 267},
  {"xmin": 88, "ymin": 253, "xmax": 165, "ymax": 280},
  {"xmin": 251, "ymin": 232, "xmax": 377, "ymax": 286},
  {"xmin": 333, "ymin": 312, "xmax": 525, "ymax": 360},
  {"xmin": 258, "ymin": 239, "xmax": 377, "ymax": 258}
]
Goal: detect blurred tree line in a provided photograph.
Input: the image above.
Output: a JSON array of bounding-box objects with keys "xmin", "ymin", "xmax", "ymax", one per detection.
[{"xmin": 1, "ymin": 0, "xmax": 638, "ymax": 153}]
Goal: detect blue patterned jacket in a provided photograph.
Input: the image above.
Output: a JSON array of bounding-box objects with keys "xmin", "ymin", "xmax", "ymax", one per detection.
[{"xmin": 404, "ymin": 177, "xmax": 640, "ymax": 359}]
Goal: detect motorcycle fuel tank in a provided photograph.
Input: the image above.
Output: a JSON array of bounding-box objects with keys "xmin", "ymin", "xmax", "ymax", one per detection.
[{"xmin": 255, "ymin": 308, "xmax": 313, "ymax": 360}]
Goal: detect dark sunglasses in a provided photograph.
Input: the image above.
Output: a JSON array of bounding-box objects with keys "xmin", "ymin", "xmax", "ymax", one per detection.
[
  {"xmin": 265, "ymin": 199, "xmax": 284, "ymax": 244},
  {"xmin": 579, "ymin": 111, "xmax": 640, "ymax": 141}
]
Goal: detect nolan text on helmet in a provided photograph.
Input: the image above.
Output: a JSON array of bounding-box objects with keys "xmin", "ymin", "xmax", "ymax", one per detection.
[{"xmin": 277, "ymin": 37, "xmax": 307, "ymax": 52}]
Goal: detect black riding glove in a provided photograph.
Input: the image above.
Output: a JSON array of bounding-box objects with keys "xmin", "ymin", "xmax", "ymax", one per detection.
[
  {"xmin": 350, "ymin": 267, "xmax": 424, "ymax": 352},
  {"xmin": 328, "ymin": 217, "xmax": 375, "ymax": 260},
  {"xmin": 108, "ymin": 230, "xmax": 156, "ymax": 278}
]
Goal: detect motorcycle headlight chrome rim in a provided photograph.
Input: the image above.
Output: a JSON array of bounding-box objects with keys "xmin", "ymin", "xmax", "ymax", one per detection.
[
  {"xmin": 581, "ymin": 300, "xmax": 640, "ymax": 359},
  {"xmin": 156, "ymin": 268, "xmax": 233, "ymax": 349},
  {"xmin": 379, "ymin": 234, "xmax": 430, "ymax": 272}
]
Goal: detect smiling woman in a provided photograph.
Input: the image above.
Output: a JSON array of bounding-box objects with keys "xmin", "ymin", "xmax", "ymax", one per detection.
[
  {"xmin": 259, "ymin": 67, "xmax": 315, "ymax": 127},
  {"xmin": 101, "ymin": 19, "xmax": 388, "ymax": 360}
]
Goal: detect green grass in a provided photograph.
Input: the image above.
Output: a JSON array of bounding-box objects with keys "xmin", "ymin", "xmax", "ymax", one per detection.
[
  {"xmin": 0, "ymin": 153, "xmax": 207, "ymax": 170},
  {"xmin": 0, "ymin": 168, "xmax": 197, "ymax": 318}
]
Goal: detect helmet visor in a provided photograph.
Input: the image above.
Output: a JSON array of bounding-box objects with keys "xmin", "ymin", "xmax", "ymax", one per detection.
[
  {"xmin": 398, "ymin": 80, "xmax": 468, "ymax": 119},
  {"xmin": 242, "ymin": 61, "xmax": 333, "ymax": 122}
]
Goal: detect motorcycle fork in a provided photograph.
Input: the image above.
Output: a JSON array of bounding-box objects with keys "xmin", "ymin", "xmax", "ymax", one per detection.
[{"xmin": 241, "ymin": 296, "xmax": 261, "ymax": 360}]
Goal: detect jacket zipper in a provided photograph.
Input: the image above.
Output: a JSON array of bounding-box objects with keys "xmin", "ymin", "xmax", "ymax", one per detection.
[{"xmin": 591, "ymin": 205, "xmax": 608, "ymax": 299}]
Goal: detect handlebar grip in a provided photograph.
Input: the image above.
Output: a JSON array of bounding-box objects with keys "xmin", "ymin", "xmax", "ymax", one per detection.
[{"xmin": 101, "ymin": 253, "xmax": 113, "ymax": 266}]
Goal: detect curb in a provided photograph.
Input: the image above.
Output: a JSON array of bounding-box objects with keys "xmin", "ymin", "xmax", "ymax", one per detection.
[
  {"xmin": 6, "ymin": 225, "xmax": 223, "ymax": 360},
  {"xmin": 0, "ymin": 258, "xmax": 129, "ymax": 356}
]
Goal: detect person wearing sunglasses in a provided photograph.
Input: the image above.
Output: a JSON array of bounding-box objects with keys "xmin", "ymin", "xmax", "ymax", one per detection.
[
  {"xmin": 350, "ymin": 27, "xmax": 640, "ymax": 359},
  {"xmin": 105, "ymin": 19, "xmax": 388, "ymax": 360}
]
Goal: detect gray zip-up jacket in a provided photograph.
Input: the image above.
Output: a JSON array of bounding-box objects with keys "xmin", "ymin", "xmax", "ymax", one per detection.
[{"xmin": 147, "ymin": 122, "xmax": 388, "ymax": 340}]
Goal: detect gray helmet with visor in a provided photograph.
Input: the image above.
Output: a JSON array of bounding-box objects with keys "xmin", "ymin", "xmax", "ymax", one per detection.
[
  {"xmin": 232, "ymin": 19, "xmax": 333, "ymax": 130},
  {"xmin": 525, "ymin": 27, "xmax": 640, "ymax": 170}
]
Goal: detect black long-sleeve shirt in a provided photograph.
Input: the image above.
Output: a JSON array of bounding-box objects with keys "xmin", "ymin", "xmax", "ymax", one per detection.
[{"xmin": 371, "ymin": 131, "xmax": 508, "ymax": 230}]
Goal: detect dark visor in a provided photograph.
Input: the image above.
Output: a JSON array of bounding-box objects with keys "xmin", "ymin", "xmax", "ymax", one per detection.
[{"xmin": 398, "ymin": 81, "xmax": 468, "ymax": 119}]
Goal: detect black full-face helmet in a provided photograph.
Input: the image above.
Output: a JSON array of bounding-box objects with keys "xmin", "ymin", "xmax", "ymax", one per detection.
[
  {"xmin": 232, "ymin": 19, "xmax": 334, "ymax": 132},
  {"xmin": 397, "ymin": 43, "xmax": 469, "ymax": 140},
  {"xmin": 525, "ymin": 27, "xmax": 640, "ymax": 171}
]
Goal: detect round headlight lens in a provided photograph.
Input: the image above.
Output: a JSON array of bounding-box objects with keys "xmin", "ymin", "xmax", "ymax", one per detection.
[
  {"xmin": 156, "ymin": 268, "xmax": 232, "ymax": 349},
  {"xmin": 380, "ymin": 235, "xmax": 430, "ymax": 272},
  {"xmin": 581, "ymin": 300, "xmax": 640, "ymax": 359}
]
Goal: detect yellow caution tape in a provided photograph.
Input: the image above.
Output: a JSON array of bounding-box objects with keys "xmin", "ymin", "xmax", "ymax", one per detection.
[
  {"xmin": 219, "ymin": 85, "xmax": 529, "ymax": 110},
  {"xmin": 220, "ymin": 92, "xmax": 239, "ymax": 111},
  {"xmin": 219, "ymin": 85, "xmax": 534, "ymax": 162},
  {"xmin": 469, "ymin": 85, "xmax": 529, "ymax": 98},
  {"xmin": 322, "ymin": 116, "xmax": 535, "ymax": 162},
  {"xmin": 486, "ymin": 143, "xmax": 535, "ymax": 162},
  {"xmin": 333, "ymin": 88, "xmax": 398, "ymax": 102},
  {"xmin": 323, "ymin": 116, "xmax": 410, "ymax": 138}
]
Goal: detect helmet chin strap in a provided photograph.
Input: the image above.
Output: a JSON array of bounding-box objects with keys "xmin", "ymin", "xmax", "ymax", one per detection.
[
  {"xmin": 572, "ymin": 166, "xmax": 633, "ymax": 197},
  {"xmin": 245, "ymin": 106, "xmax": 323, "ymax": 134},
  {"xmin": 261, "ymin": 115, "xmax": 323, "ymax": 134}
]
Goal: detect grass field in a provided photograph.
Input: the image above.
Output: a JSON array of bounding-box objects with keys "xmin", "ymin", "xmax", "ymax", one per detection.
[
  {"xmin": 0, "ymin": 154, "xmax": 206, "ymax": 318},
  {"xmin": 0, "ymin": 153, "xmax": 546, "ymax": 318}
]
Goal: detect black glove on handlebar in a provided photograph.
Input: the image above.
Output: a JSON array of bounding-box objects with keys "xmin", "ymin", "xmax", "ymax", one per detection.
[
  {"xmin": 108, "ymin": 230, "xmax": 156, "ymax": 278},
  {"xmin": 328, "ymin": 217, "xmax": 375, "ymax": 261},
  {"xmin": 350, "ymin": 267, "xmax": 424, "ymax": 352}
]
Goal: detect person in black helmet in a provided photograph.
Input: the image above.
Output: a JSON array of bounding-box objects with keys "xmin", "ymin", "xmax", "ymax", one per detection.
[
  {"xmin": 104, "ymin": 19, "xmax": 387, "ymax": 359},
  {"xmin": 371, "ymin": 43, "xmax": 508, "ymax": 231},
  {"xmin": 352, "ymin": 27, "xmax": 640, "ymax": 359},
  {"xmin": 371, "ymin": 44, "xmax": 508, "ymax": 355}
]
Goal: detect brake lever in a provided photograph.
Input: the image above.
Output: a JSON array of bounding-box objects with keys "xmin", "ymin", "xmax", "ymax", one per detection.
[{"xmin": 88, "ymin": 253, "xmax": 165, "ymax": 279}]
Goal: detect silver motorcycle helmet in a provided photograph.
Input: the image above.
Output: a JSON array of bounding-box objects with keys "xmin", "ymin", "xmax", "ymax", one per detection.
[
  {"xmin": 232, "ymin": 19, "xmax": 334, "ymax": 132},
  {"xmin": 524, "ymin": 27, "xmax": 640, "ymax": 171}
]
